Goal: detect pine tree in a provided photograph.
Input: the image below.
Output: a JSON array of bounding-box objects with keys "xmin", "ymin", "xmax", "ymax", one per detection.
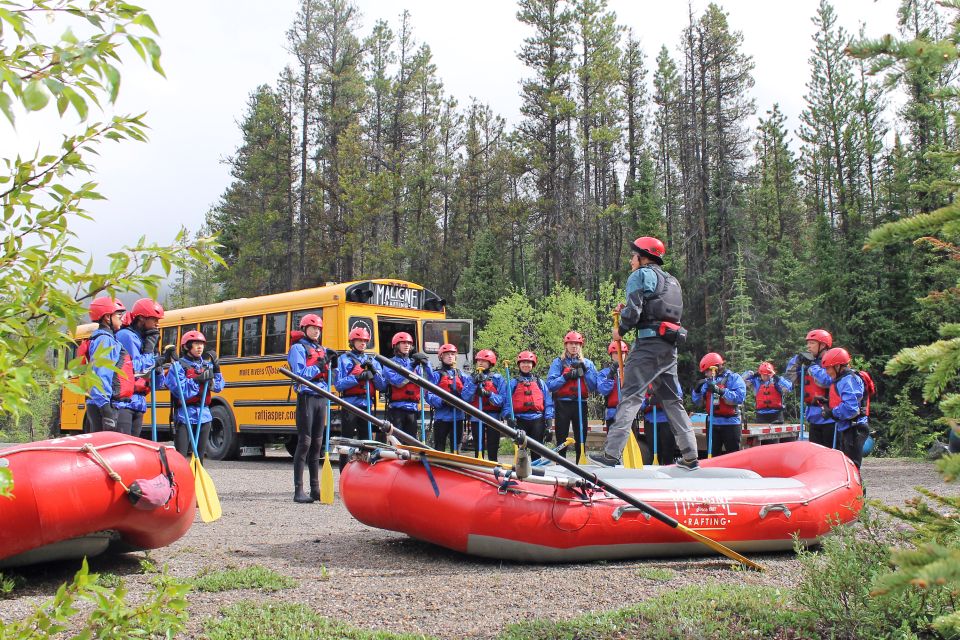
[
  {"xmin": 725, "ymin": 249, "xmax": 764, "ymax": 371},
  {"xmin": 455, "ymin": 230, "xmax": 512, "ymax": 328}
]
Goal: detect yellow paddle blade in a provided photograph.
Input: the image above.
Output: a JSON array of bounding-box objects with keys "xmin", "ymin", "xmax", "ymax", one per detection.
[
  {"xmin": 652, "ymin": 453, "xmax": 659, "ymax": 465},
  {"xmin": 675, "ymin": 523, "xmax": 765, "ymax": 571},
  {"xmin": 624, "ymin": 431, "xmax": 644, "ymax": 469},
  {"xmin": 320, "ymin": 453, "xmax": 335, "ymax": 505},
  {"xmin": 191, "ymin": 455, "xmax": 222, "ymax": 523},
  {"xmin": 577, "ymin": 445, "xmax": 588, "ymax": 466}
]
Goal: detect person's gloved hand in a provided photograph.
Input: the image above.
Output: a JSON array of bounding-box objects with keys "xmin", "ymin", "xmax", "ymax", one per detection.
[
  {"xmin": 141, "ymin": 329, "xmax": 160, "ymax": 354},
  {"xmin": 324, "ymin": 349, "xmax": 339, "ymax": 367},
  {"xmin": 162, "ymin": 344, "xmax": 176, "ymax": 364},
  {"xmin": 564, "ymin": 368, "xmax": 582, "ymax": 380},
  {"xmin": 358, "ymin": 370, "xmax": 374, "ymax": 382},
  {"xmin": 707, "ymin": 380, "xmax": 720, "ymax": 394},
  {"xmin": 196, "ymin": 368, "xmax": 215, "ymax": 383},
  {"xmin": 507, "ymin": 418, "xmax": 518, "ymax": 430},
  {"xmin": 813, "ymin": 395, "xmax": 828, "ymax": 407},
  {"xmin": 100, "ymin": 403, "xmax": 119, "ymax": 431},
  {"xmin": 695, "ymin": 378, "xmax": 707, "ymax": 391},
  {"xmin": 479, "ymin": 387, "xmax": 491, "ymax": 398},
  {"xmin": 821, "ymin": 406, "xmax": 834, "ymax": 420},
  {"xmin": 412, "ymin": 352, "xmax": 429, "ymax": 366},
  {"xmin": 362, "ymin": 360, "xmax": 376, "ymax": 372},
  {"xmin": 204, "ymin": 350, "xmax": 220, "ymax": 374},
  {"xmin": 798, "ymin": 351, "xmax": 815, "ymax": 363},
  {"xmin": 472, "ymin": 371, "xmax": 484, "ymax": 384}
]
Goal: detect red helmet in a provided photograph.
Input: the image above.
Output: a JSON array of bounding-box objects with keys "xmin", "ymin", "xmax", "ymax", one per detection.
[
  {"xmin": 805, "ymin": 329, "xmax": 833, "ymax": 348},
  {"xmin": 299, "ymin": 314, "xmax": 323, "ymax": 329},
  {"xmin": 180, "ymin": 330, "xmax": 206, "ymax": 348},
  {"xmin": 476, "ymin": 349, "xmax": 497, "ymax": 366},
  {"xmin": 438, "ymin": 343, "xmax": 458, "ymax": 356},
  {"xmin": 630, "ymin": 236, "xmax": 665, "ymax": 265},
  {"xmin": 607, "ymin": 340, "xmax": 629, "ymax": 355},
  {"xmin": 348, "ymin": 326, "xmax": 371, "ymax": 342},
  {"xmin": 821, "ymin": 347, "xmax": 851, "ymax": 368},
  {"xmin": 758, "ymin": 361, "xmax": 775, "ymax": 376},
  {"xmin": 563, "ymin": 331, "xmax": 584, "ymax": 345},
  {"xmin": 391, "ymin": 332, "xmax": 414, "ymax": 348},
  {"xmin": 517, "ymin": 351, "xmax": 538, "ymax": 366},
  {"xmin": 89, "ymin": 296, "xmax": 126, "ymax": 322},
  {"xmin": 120, "ymin": 311, "xmax": 133, "ymax": 327},
  {"xmin": 699, "ymin": 352, "xmax": 724, "ymax": 372},
  {"xmin": 130, "ymin": 297, "xmax": 164, "ymax": 321}
]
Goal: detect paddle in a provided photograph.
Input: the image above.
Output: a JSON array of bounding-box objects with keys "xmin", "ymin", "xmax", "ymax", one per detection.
[
  {"xmin": 320, "ymin": 366, "xmax": 334, "ymax": 504},
  {"xmin": 374, "ymin": 354, "xmax": 764, "ymax": 571},
  {"xmin": 799, "ymin": 364, "xmax": 806, "ymax": 441},
  {"xmin": 707, "ymin": 382, "xmax": 715, "ymax": 459},
  {"xmin": 171, "ymin": 364, "xmax": 221, "ymax": 523},
  {"xmin": 419, "ymin": 367, "xmax": 427, "ymax": 443},
  {"xmin": 278, "ymin": 368, "xmax": 431, "ymax": 449},
  {"xmin": 575, "ymin": 364, "xmax": 588, "ymax": 465},
  {"xmin": 651, "ymin": 395, "xmax": 659, "ymax": 465},
  {"xmin": 365, "ymin": 378, "xmax": 373, "ymax": 440},
  {"xmin": 150, "ymin": 367, "xmax": 157, "ymax": 442}
]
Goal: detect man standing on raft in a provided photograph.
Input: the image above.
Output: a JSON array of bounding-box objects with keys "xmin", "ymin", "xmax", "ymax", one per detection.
[{"xmin": 590, "ymin": 237, "xmax": 700, "ymax": 470}]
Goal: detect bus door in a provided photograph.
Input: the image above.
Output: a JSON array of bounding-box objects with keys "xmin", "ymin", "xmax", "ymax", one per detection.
[
  {"xmin": 421, "ymin": 319, "xmax": 473, "ymax": 372},
  {"xmin": 375, "ymin": 317, "xmax": 418, "ymax": 358}
]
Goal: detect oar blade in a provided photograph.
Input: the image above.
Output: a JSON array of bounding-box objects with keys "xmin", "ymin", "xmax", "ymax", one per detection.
[
  {"xmin": 191, "ymin": 456, "xmax": 222, "ymax": 523},
  {"xmin": 624, "ymin": 431, "xmax": 644, "ymax": 469},
  {"xmin": 676, "ymin": 523, "xmax": 765, "ymax": 571},
  {"xmin": 577, "ymin": 446, "xmax": 588, "ymax": 466},
  {"xmin": 320, "ymin": 453, "xmax": 335, "ymax": 504}
]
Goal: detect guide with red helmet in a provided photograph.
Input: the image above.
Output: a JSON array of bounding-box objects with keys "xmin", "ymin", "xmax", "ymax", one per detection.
[
  {"xmin": 740, "ymin": 361, "xmax": 793, "ymax": 424},
  {"xmin": 383, "ymin": 331, "xmax": 437, "ymax": 439},
  {"xmin": 115, "ymin": 297, "xmax": 165, "ymax": 437},
  {"xmin": 506, "ymin": 351, "xmax": 554, "ymax": 458},
  {"xmin": 84, "ymin": 296, "xmax": 130, "ymax": 433},
  {"xmin": 335, "ymin": 325, "xmax": 386, "ymax": 440},
  {"xmin": 163, "ymin": 330, "xmax": 224, "ymax": 462},
  {"xmin": 462, "ymin": 349, "xmax": 506, "ymax": 460},
  {"xmin": 692, "ymin": 352, "xmax": 747, "ymax": 457},
  {"xmin": 546, "ymin": 331, "xmax": 599, "ymax": 460},
  {"xmin": 784, "ymin": 328, "xmax": 836, "ymax": 446},
  {"xmin": 426, "ymin": 343, "xmax": 476, "ymax": 452}
]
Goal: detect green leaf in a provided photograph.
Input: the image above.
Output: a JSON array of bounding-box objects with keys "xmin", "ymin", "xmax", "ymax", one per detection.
[
  {"xmin": 22, "ymin": 81, "xmax": 50, "ymax": 111},
  {"xmin": 0, "ymin": 92, "xmax": 14, "ymax": 126},
  {"xmin": 0, "ymin": 467, "xmax": 12, "ymax": 498}
]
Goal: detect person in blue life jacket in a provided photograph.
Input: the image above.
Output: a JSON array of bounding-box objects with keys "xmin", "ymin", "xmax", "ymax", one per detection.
[
  {"xmin": 547, "ymin": 331, "xmax": 599, "ymax": 460},
  {"xmin": 164, "ymin": 330, "xmax": 224, "ymax": 462},
  {"xmin": 115, "ymin": 298, "xmax": 165, "ymax": 438},
  {"xmin": 816, "ymin": 347, "xmax": 869, "ymax": 469},
  {"xmin": 785, "ymin": 329, "xmax": 835, "ymax": 447},
  {"xmin": 287, "ymin": 313, "xmax": 336, "ymax": 504},
  {"xmin": 507, "ymin": 351, "xmax": 555, "ymax": 461},
  {"xmin": 693, "ymin": 352, "xmax": 747, "ymax": 457},
  {"xmin": 383, "ymin": 332, "xmax": 435, "ymax": 439},
  {"xmin": 463, "ymin": 349, "xmax": 506, "ymax": 460},
  {"xmin": 427, "ymin": 343, "xmax": 475, "ymax": 452},
  {"xmin": 590, "ymin": 237, "xmax": 700, "ymax": 470},
  {"xmin": 639, "ymin": 381, "xmax": 683, "ymax": 465},
  {"xmin": 84, "ymin": 296, "xmax": 130, "ymax": 433},
  {"xmin": 741, "ymin": 361, "xmax": 793, "ymax": 424},
  {"xmin": 335, "ymin": 326, "xmax": 386, "ymax": 439}
]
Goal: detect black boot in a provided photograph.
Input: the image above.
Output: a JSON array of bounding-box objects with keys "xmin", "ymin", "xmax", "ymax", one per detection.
[
  {"xmin": 309, "ymin": 480, "xmax": 321, "ymax": 501},
  {"xmin": 294, "ymin": 483, "xmax": 314, "ymax": 503}
]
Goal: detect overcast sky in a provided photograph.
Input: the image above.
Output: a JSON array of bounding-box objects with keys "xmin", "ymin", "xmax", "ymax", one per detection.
[{"xmin": 7, "ymin": 0, "xmax": 901, "ymax": 271}]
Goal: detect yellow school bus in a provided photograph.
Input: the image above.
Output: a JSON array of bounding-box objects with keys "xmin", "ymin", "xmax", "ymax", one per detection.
[{"xmin": 58, "ymin": 279, "xmax": 473, "ymax": 459}]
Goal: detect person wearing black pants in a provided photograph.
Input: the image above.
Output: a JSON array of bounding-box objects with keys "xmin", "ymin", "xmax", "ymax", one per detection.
[
  {"xmin": 426, "ymin": 344, "xmax": 475, "ymax": 453},
  {"xmin": 164, "ymin": 331, "xmax": 224, "ymax": 462},
  {"xmin": 508, "ymin": 351, "xmax": 555, "ymax": 461},
  {"xmin": 692, "ymin": 353, "xmax": 747, "ymax": 458}
]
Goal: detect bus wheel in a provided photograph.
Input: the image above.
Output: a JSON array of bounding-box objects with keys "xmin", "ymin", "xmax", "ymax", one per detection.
[
  {"xmin": 206, "ymin": 404, "xmax": 239, "ymax": 461},
  {"xmin": 284, "ymin": 436, "xmax": 297, "ymax": 457}
]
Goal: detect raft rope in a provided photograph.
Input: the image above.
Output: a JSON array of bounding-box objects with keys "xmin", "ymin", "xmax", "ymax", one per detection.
[
  {"xmin": 549, "ymin": 482, "xmax": 594, "ymax": 533},
  {"xmin": 80, "ymin": 443, "xmax": 130, "ymax": 492}
]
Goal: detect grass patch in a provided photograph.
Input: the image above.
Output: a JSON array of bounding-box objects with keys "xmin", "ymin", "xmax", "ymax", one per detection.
[
  {"xmin": 0, "ymin": 572, "xmax": 23, "ymax": 598},
  {"xmin": 190, "ymin": 565, "xmax": 297, "ymax": 593},
  {"xmin": 96, "ymin": 572, "xmax": 123, "ymax": 589},
  {"xmin": 499, "ymin": 584, "xmax": 817, "ymax": 639},
  {"xmin": 204, "ymin": 601, "xmax": 434, "ymax": 639},
  {"xmin": 635, "ymin": 567, "xmax": 674, "ymax": 581}
]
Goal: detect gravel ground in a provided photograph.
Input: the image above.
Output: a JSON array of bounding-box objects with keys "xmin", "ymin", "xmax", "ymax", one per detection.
[{"xmin": 1, "ymin": 451, "xmax": 951, "ymax": 639}]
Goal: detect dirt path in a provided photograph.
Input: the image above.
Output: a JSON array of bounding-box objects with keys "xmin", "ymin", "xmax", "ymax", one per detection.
[{"xmin": 2, "ymin": 453, "xmax": 951, "ymax": 639}]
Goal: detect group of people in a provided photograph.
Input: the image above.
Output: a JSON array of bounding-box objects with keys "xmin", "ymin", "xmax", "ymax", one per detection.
[{"xmin": 83, "ymin": 296, "xmax": 224, "ymax": 461}]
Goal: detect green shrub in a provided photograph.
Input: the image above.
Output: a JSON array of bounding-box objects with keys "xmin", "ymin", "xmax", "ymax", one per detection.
[
  {"xmin": 204, "ymin": 601, "xmax": 433, "ymax": 639},
  {"xmin": 0, "ymin": 559, "xmax": 189, "ymax": 639},
  {"xmin": 190, "ymin": 565, "xmax": 296, "ymax": 593},
  {"xmin": 0, "ymin": 572, "xmax": 22, "ymax": 599}
]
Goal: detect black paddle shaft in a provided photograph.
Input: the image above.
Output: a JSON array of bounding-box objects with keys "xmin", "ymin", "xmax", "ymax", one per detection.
[
  {"xmin": 374, "ymin": 354, "xmax": 680, "ymax": 529},
  {"xmin": 278, "ymin": 367, "xmax": 430, "ymax": 450}
]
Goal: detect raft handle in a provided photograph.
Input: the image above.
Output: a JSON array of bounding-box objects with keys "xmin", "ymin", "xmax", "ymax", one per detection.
[
  {"xmin": 759, "ymin": 504, "xmax": 792, "ymax": 519},
  {"xmin": 612, "ymin": 506, "xmax": 651, "ymax": 522}
]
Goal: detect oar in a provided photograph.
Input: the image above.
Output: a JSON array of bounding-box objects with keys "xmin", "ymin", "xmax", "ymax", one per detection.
[
  {"xmin": 374, "ymin": 354, "xmax": 764, "ymax": 571},
  {"xmin": 150, "ymin": 367, "xmax": 157, "ymax": 442},
  {"xmin": 278, "ymin": 367, "xmax": 431, "ymax": 449},
  {"xmin": 365, "ymin": 375, "xmax": 373, "ymax": 440},
  {"xmin": 652, "ymin": 395, "xmax": 659, "ymax": 465},
  {"xmin": 171, "ymin": 364, "xmax": 221, "ymax": 523},
  {"xmin": 320, "ymin": 366, "xmax": 334, "ymax": 504},
  {"xmin": 799, "ymin": 364, "xmax": 806, "ymax": 440},
  {"xmin": 452, "ymin": 372, "xmax": 459, "ymax": 454},
  {"xmin": 576, "ymin": 365, "xmax": 587, "ymax": 465}
]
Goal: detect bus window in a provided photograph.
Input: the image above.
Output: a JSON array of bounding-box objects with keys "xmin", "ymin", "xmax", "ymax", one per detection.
[
  {"xmin": 422, "ymin": 319, "xmax": 473, "ymax": 371},
  {"xmin": 242, "ymin": 315, "xmax": 263, "ymax": 357},
  {"xmin": 376, "ymin": 318, "xmax": 416, "ymax": 358},
  {"xmin": 162, "ymin": 327, "xmax": 178, "ymax": 351},
  {"xmin": 292, "ymin": 308, "xmax": 324, "ymax": 330},
  {"xmin": 348, "ymin": 316, "xmax": 375, "ymax": 349},
  {"xmin": 200, "ymin": 321, "xmax": 219, "ymax": 354},
  {"xmin": 220, "ymin": 319, "xmax": 239, "ymax": 357},
  {"xmin": 265, "ymin": 312, "xmax": 287, "ymax": 355}
]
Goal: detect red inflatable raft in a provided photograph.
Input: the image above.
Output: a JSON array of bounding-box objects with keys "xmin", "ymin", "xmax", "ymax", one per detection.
[
  {"xmin": 0, "ymin": 432, "xmax": 196, "ymax": 568},
  {"xmin": 338, "ymin": 441, "xmax": 863, "ymax": 562}
]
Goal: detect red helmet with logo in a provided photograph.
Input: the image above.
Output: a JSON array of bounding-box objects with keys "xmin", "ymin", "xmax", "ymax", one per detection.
[
  {"xmin": 348, "ymin": 326, "xmax": 371, "ymax": 342},
  {"xmin": 180, "ymin": 330, "xmax": 206, "ymax": 348},
  {"xmin": 820, "ymin": 347, "xmax": 851, "ymax": 368},
  {"xmin": 438, "ymin": 343, "xmax": 458, "ymax": 356},
  {"xmin": 699, "ymin": 352, "xmax": 724, "ymax": 372},
  {"xmin": 563, "ymin": 331, "xmax": 584, "ymax": 345},
  {"xmin": 391, "ymin": 332, "xmax": 414, "ymax": 348},
  {"xmin": 805, "ymin": 329, "xmax": 833, "ymax": 348},
  {"xmin": 630, "ymin": 236, "xmax": 666, "ymax": 265},
  {"xmin": 758, "ymin": 361, "xmax": 775, "ymax": 376},
  {"xmin": 517, "ymin": 351, "xmax": 538, "ymax": 366},
  {"xmin": 130, "ymin": 298, "xmax": 164, "ymax": 321},
  {"xmin": 89, "ymin": 296, "xmax": 126, "ymax": 322},
  {"xmin": 299, "ymin": 314, "xmax": 323, "ymax": 329},
  {"xmin": 607, "ymin": 340, "xmax": 629, "ymax": 355},
  {"xmin": 476, "ymin": 349, "xmax": 497, "ymax": 366}
]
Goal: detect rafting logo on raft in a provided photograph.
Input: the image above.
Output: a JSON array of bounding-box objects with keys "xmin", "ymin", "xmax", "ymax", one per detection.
[{"xmin": 669, "ymin": 491, "xmax": 739, "ymax": 529}]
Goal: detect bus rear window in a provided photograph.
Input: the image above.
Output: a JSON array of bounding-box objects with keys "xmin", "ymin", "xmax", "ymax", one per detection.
[
  {"xmin": 292, "ymin": 308, "xmax": 324, "ymax": 329},
  {"xmin": 242, "ymin": 316, "xmax": 263, "ymax": 357},
  {"xmin": 220, "ymin": 319, "xmax": 239, "ymax": 357},
  {"xmin": 200, "ymin": 321, "xmax": 219, "ymax": 354},
  {"xmin": 265, "ymin": 313, "xmax": 287, "ymax": 355},
  {"xmin": 162, "ymin": 327, "xmax": 178, "ymax": 351}
]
